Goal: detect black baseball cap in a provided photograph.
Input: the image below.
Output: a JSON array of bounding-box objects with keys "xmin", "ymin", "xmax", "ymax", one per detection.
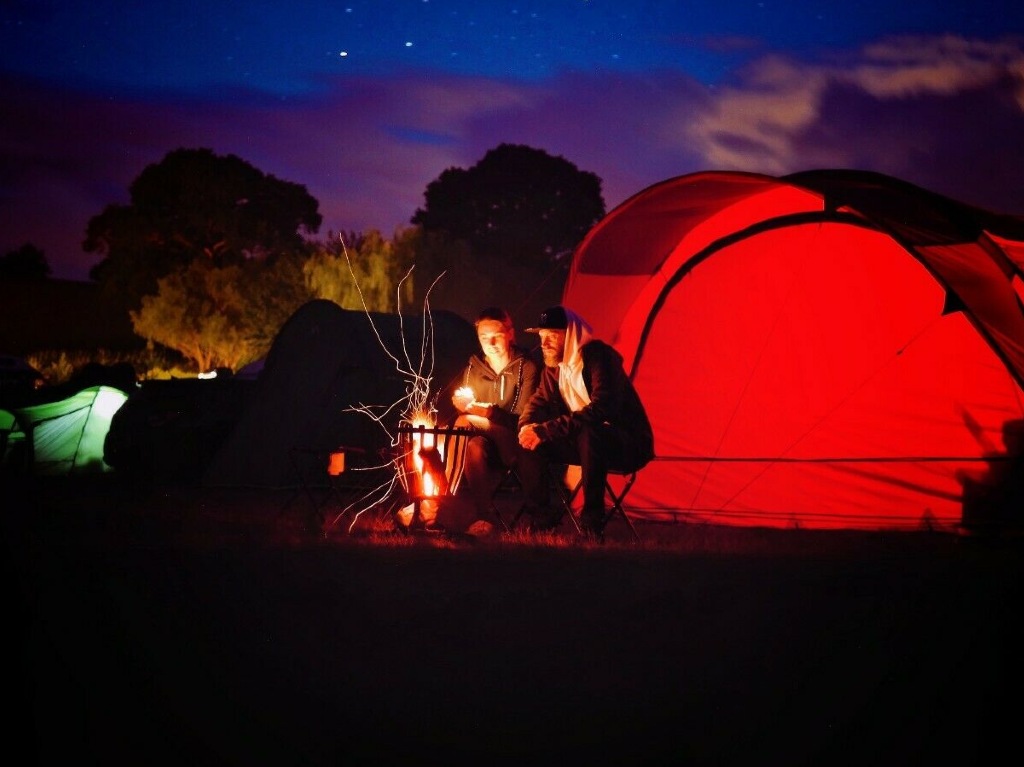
[{"xmin": 525, "ymin": 306, "xmax": 568, "ymax": 332}]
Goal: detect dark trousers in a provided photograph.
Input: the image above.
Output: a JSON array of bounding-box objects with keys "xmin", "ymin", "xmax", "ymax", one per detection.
[
  {"xmin": 460, "ymin": 423, "xmax": 548, "ymax": 517},
  {"xmin": 537, "ymin": 419, "xmax": 646, "ymax": 514}
]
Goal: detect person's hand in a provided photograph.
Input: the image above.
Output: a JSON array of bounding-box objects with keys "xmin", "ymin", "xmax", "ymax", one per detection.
[
  {"xmin": 519, "ymin": 423, "xmax": 542, "ymax": 450},
  {"xmin": 452, "ymin": 386, "xmax": 474, "ymax": 413}
]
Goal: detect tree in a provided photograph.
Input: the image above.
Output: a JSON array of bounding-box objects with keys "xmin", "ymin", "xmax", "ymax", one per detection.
[
  {"xmin": 395, "ymin": 225, "xmax": 563, "ymax": 328},
  {"xmin": 0, "ymin": 243, "xmax": 50, "ymax": 279},
  {"xmin": 85, "ymin": 148, "xmax": 322, "ymax": 309},
  {"xmin": 127, "ymin": 227, "xmax": 432, "ymax": 372},
  {"xmin": 303, "ymin": 230, "xmax": 416, "ymax": 313},
  {"xmin": 129, "ymin": 257, "xmax": 316, "ymax": 372},
  {"xmin": 411, "ymin": 143, "xmax": 606, "ymax": 269}
]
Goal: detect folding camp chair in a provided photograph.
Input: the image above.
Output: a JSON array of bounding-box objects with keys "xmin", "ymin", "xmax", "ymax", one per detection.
[
  {"xmin": 280, "ymin": 444, "xmax": 370, "ymax": 530},
  {"xmin": 549, "ymin": 464, "xmax": 642, "ymax": 543},
  {"xmin": 489, "ymin": 465, "xmax": 525, "ymax": 532}
]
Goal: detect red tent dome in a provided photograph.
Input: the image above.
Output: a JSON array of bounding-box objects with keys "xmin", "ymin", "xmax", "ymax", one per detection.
[{"xmin": 563, "ymin": 170, "xmax": 1024, "ymax": 531}]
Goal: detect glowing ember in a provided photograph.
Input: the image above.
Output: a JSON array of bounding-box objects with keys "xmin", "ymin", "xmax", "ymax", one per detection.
[
  {"xmin": 408, "ymin": 411, "xmax": 436, "ymax": 430},
  {"xmin": 406, "ymin": 411, "xmax": 443, "ymax": 497}
]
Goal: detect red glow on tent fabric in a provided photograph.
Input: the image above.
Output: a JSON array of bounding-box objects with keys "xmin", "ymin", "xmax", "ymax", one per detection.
[{"xmin": 563, "ymin": 170, "xmax": 1024, "ymax": 531}]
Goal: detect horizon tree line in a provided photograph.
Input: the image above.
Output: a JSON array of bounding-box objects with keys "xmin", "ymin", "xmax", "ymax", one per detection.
[{"xmin": 3, "ymin": 144, "xmax": 607, "ymax": 375}]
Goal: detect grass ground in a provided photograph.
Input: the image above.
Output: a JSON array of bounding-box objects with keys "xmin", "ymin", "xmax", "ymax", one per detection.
[{"xmin": 8, "ymin": 474, "xmax": 1024, "ymax": 765}]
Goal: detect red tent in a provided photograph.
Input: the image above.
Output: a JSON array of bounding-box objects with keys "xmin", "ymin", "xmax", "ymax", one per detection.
[{"xmin": 563, "ymin": 170, "xmax": 1024, "ymax": 531}]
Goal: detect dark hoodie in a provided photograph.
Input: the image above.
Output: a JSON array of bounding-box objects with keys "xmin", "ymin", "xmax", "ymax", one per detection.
[
  {"xmin": 458, "ymin": 344, "xmax": 541, "ymax": 431},
  {"xmin": 520, "ymin": 339, "xmax": 655, "ymax": 471}
]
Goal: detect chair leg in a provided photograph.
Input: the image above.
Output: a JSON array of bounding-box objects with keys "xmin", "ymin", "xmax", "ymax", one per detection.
[
  {"xmin": 548, "ymin": 465, "xmax": 583, "ymax": 535},
  {"xmin": 553, "ymin": 467, "xmax": 641, "ymax": 542},
  {"xmin": 492, "ymin": 505, "xmax": 513, "ymax": 532},
  {"xmin": 490, "ymin": 467, "xmax": 523, "ymax": 532},
  {"xmin": 508, "ymin": 503, "xmax": 530, "ymax": 531},
  {"xmin": 604, "ymin": 472, "xmax": 641, "ymax": 543}
]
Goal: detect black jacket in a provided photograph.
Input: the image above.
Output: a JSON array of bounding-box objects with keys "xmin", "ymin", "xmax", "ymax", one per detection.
[
  {"xmin": 459, "ymin": 345, "xmax": 541, "ymax": 431},
  {"xmin": 519, "ymin": 339, "xmax": 654, "ymax": 467}
]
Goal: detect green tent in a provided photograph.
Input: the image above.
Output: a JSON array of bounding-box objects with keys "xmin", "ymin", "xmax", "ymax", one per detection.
[
  {"xmin": 12, "ymin": 385, "xmax": 128, "ymax": 475},
  {"xmin": 1, "ymin": 407, "xmax": 29, "ymax": 473}
]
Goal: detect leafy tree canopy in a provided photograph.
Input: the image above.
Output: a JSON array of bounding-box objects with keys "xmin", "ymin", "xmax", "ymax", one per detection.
[
  {"xmin": 129, "ymin": 229, "xmax": 423, "ymax": 373},
  {"xmin": 411, "ymin": 143, "xmax": 605, "ymax": 268},
  {"xmin": 85, "ymin": 148, "xmax": 322, "ymax": 308},
  {"xmin": 304, "ymin": 230, "xmax": 416, "ymax": 314},
  {"xmin": 0, "ymin": 243, "xmax": 51, "ymax": 280},
  {"xmin": 130, "ymin": 256, "xmax": 313, "ymax": 372}
]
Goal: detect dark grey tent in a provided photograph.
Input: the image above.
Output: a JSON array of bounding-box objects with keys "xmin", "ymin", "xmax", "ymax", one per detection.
[{"xmin": 204, "ymin": 300, "xmax": 478, "ymax": 488}]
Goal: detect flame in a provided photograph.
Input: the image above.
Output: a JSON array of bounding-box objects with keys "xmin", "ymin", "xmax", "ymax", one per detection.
[
  {"xmin": 406, "ymin": 411, "xmax": 443, "ymax": 497},
  {"xmin": 409, "ymin": 410, "xmax": 435, "ymax": 429}
]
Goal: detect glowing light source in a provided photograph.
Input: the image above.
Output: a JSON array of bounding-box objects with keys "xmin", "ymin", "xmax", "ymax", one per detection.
[
  {"xmin": 324, "ymin": 234, "xmax": 465, "ymax": 534},
  {"xmin": 406, "ymin": 412, "xmax": 442, "ymax": 497},
  {"xmin": 327, "ymin": 451, "xmax": 346, "ymax": 476}
]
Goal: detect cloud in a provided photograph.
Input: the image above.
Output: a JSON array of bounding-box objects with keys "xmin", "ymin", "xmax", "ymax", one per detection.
[
  {"xmin": 853, "ymin": 35, "xmax": 1024, "ymax": 101},
  {"xmin": 3, "ymin": 33, "xmax": 1024, "ymax": 281},
  {"xmin": 683, "ymin": 35, "xmax": 1024, "ymax": 211}
]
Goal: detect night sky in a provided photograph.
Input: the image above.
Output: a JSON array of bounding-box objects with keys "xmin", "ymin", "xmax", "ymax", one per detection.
[{"xmin": 3, "ymin": 1, "xmax": 1024, "ymax": 280}]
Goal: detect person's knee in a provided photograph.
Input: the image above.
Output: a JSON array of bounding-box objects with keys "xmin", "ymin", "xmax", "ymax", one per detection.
[
  {"xmin": 575, "ymin": 420, "xmax": 605, "ymax": 447},
  {"xmin": 465, "ymin": 437, "xmax": 489, "ymax": 465}
]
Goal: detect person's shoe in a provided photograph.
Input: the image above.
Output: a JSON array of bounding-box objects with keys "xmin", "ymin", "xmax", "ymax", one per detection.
[
  {"xmin": 466, "ymin": 519, "xmax": 495, "ymax": 538},
  {"xmin": 394, "ymin": 503, "xmax": 415, "ymax": 533}
]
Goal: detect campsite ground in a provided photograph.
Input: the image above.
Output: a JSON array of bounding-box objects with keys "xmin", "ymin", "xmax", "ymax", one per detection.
[{"xmin": 8, "ymin": 475, "xmax": 1024, "ymax": 765}]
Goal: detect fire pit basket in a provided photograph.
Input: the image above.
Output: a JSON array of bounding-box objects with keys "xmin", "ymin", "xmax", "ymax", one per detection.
[{"xmin": 394, "ymin": 424, "xmax": 473, "ymax": 509}]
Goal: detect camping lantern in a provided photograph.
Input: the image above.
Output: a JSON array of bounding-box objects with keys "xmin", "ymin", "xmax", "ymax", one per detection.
[{"xmin": 327, "ymin": 450, "xmax": 346, "ymax": 476}]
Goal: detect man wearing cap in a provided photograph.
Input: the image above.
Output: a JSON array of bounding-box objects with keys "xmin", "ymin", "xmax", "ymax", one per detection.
[{"xmin": 518, "ymin": 305, "xmax": 654, "ymax": 538}]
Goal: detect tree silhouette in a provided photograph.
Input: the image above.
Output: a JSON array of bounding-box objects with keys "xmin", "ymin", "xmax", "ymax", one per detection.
[
  {"xmin": 85, "ymin": 148, "xmax": 322, "ymax": 309},
  {"xmin": 411, "ymin": 143, "xmax": 605, "ymax": 269},
  {"xmin": 0, "ymin": 243, "xmax": 51, "ymax": 280}
]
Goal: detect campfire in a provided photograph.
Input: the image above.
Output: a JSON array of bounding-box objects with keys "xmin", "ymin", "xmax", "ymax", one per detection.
[
  {"xmin": 401, "ymin": 412, "xmax": 449, "ymax": 498},
  {"xmin": 325, "ymin": 247, "xmax": 476, "ymax": 533},
  {"xmin": 394, "ymin": 412, "xmax": 471, "ymax": 529}
]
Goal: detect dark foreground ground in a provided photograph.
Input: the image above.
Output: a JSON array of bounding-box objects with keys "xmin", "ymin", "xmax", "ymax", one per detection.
[{"xmin": 6, "ymin": 476, "xmax": 1024, "ymax": 765}]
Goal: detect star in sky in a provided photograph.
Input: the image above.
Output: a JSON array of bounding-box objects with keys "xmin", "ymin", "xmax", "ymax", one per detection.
[{"xmin": 2, "ymin": 1, "xmax": 1024, "ymax": 279}]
